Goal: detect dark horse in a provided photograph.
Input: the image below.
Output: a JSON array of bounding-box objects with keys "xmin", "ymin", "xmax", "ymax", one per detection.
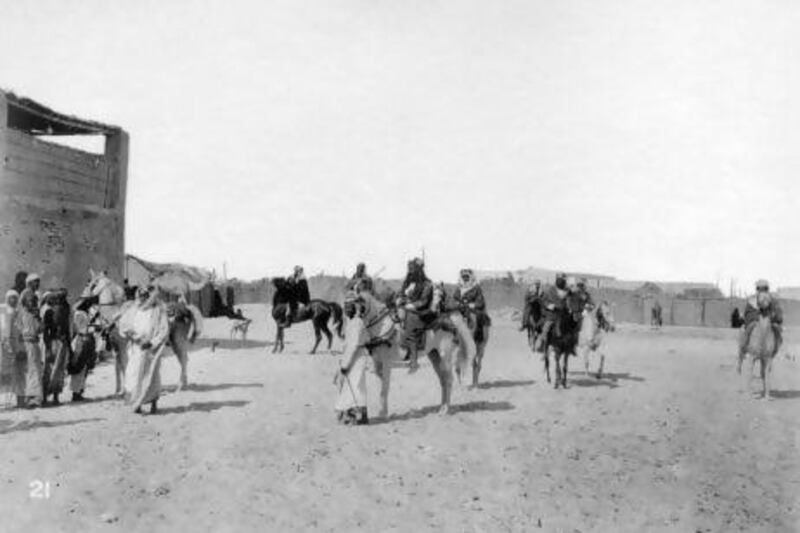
[
  {"xmin": 271, "ymin": 278, "xmax": 344, "ymax": 354},
  {"xmin": 523, "ymin": 298, "xmax": 544, "ymax": 352},
  {"xmin": 542, "ymin": 292, "xmax": 584, "ymax": 389}
]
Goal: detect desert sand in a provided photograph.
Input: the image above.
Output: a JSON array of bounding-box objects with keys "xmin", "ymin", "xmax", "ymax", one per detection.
[{"xmin": 1, "ymin": 304, "xmax": 798, "ymax": 532}]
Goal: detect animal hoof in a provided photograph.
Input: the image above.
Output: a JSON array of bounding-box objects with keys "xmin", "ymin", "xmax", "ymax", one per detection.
[{"xmin": 438, "ymin": 405, "xmax": 450, "ymax": 416}]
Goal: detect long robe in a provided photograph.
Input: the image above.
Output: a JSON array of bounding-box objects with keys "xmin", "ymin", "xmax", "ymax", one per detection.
[
  {"xmin": 0, "ymin": 305, "xmax": 26, "ymax": 397},
  {"xmin": 335, "ymin": 319, "xmax": 370, "ymax": 424},
  {"xmin": 121, "ymin": 301, "xmax": 169, "ymax": 410}
]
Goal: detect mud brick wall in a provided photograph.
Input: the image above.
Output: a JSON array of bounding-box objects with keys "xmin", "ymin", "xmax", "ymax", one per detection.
[{"xmin": 0, "ymin": 93, "xmax": 128, "ymax": 296}]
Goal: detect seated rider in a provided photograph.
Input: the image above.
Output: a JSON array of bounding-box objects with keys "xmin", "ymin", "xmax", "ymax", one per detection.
[
  {"xmin": 534, "ymin": 272, "xmax": 569, "ymax": 353},
  {"xmin": 345, "ymin": 262, "xmax": 374, "ymax": 318},
  {"xmin": 574, "ymin": 277, "xmax": 594, "ymax": 310},
  {"xmin": 520, "ymin": 279, "xmax": 543, "ymax": 332},
  {"xmin": 286, "ymin": 266, "xmax": 310, "ymax": 326},
  {"xmin": 454, "ymin": 268, "xmax": 491, "ymax": 343},
  {"xmin": 396, "ymin": 258, "xmax": 436, "ymax": 374},
  {"xmin": 740, "ymin": 279, "xmax": 783, "ymax": 354}
]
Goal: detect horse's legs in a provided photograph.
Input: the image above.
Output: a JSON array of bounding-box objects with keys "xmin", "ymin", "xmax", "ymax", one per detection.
[
  {"xmin": 320, "ymin": 321, "xmax": 333, "ymax": 351},
  {"xmin": 597, "ymin": 351, "xmax": 605, "ymax": 380},
  {"xmin": 472, "ymin": 343, "xmax": 484, "ymax": 388},
  {"xmin": 765, "ymin": 357, "xmax": 773, "ymax": 400},
  {"xmin": 553, "ymin": 348, "xmax": 561, "ymax": 389},
  {"xmin": 428, "ymin": 349, "xmax": 451, "ymax": 415},
  {"xmin": 543, "ymin": 347, "xmax": 551, "ymax": 384},
  {"xmin": 272, "ymin": 325, "xmax": 280, "ymax": 354},
  {"xmin": 115, "ymin": 341, "xmax": 127, "ymax": 397},
  {"xmin": 174, "ymin": 338, "xmax": 188, "ymax": 391},
  {"xmin": 562, "ymin": 350, "xmax": 569, "ymax": 388},
  {"xmin": 760, "ymin": 357, "xmax": 768, "ymax": 399},
  {"xmin": 379, "ymin": 357, "xmax": 391, "ymax": 419},
  {"xmin": 582, "ymin": 346, "xmax": 590, "ymax": 378},
  {"xmin": 311, "ymin": 324, "xmax": 322, "ymax": 354}
]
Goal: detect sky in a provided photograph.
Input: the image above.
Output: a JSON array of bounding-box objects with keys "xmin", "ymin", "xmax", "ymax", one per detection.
[{"xmin": 0, "ymin": 0, "xmax": 797, "ymax": 292}]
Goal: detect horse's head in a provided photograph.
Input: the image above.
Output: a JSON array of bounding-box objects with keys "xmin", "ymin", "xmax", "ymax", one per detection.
[{"xmin": 564, "ymin": 291, "xmax": 585, "ymax": 323}]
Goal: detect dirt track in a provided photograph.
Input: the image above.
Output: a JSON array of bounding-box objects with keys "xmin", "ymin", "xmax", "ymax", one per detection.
[{"xmin": 1, "ymin": 304, "xmax": 798, "ymax": 532}]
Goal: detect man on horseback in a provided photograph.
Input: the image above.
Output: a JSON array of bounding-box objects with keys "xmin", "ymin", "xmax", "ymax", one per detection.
[
  {"xmin": 346, "ymin": 262, "xmax": 374, "ymax": 294},
  {"xmin": 574, "ymin": 278, "xmax": 594, "ymax": 309},
  {"xmin": 534, "ymin": 273, "xmax": 569, "ymax": 353},
  {"xmin": 285, "ymin": 266, "xmax": 310, "ymax": 326},
  {"xmin": 453, "ymin": 268, "xmax": 491, "ymax": 339},
  {"xmin": 740, "ymin": 279, "xmax": 783, "ymax": 356},
  {"xmin": 520, "ymin": 279, "xmax": 543, "ymax": 332},
  {"xmin": 397, "ymin": 258, "xmax": 436, "ymax": 374}
]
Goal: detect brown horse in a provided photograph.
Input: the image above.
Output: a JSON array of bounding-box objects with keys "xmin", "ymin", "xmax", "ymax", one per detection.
[
  {"xmin": 542, "ymin": 292, "xmax": 584, "ymax": 389},
  {"xmin": 270, "ymin": 277, "xmax": 343, "ymax": 354}
]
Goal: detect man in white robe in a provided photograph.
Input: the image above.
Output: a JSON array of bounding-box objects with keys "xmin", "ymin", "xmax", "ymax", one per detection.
[
  {"xmin": 120, "ymin": 287, "xmax": 170, "ymax": 414},
  {"xmin": 334, "ymin": 317, "xmax": 371, "ymax": 425}
]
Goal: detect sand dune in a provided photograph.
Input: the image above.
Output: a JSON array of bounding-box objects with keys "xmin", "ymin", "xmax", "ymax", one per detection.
[{"xmin": 1, "ymin": 305, "xmax": 798, "ymax": 532}]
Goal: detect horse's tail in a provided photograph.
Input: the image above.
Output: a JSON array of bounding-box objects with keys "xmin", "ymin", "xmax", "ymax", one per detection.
[
  {"xmin": 450, "ymin": 314, "xmax": 476, "ymax": 378},
  {"xmin": 329, "ymin": 302, "xmax": 344, "ymax": 338},
  {"xmin": 186, "ymin": 304, "xmax": 204, "ymax": 343}
]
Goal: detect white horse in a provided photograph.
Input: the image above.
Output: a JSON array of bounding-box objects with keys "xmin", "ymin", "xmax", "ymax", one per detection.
[
  {"xmin": 343, "ymin": 291, "xmax": 476, "ymax": 418},
  {"xmin": 737, "ymin": 294, "xmax": 780, "ymax": 399},
  {"xmin": 577, "ymin": 300, "xmax": 615, "ymax": 380},
  {"xmin": 79, "ymin": 270, "xmax": 203, "ymax": 395}
]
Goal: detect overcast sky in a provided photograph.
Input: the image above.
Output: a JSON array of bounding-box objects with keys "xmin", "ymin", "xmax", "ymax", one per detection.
[{"xmin": 1, "ymin": 0, "xmax": 797, "ymax": 292}]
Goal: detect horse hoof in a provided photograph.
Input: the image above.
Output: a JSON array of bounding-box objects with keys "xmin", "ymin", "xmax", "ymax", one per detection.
[{"xmin": 438, "ymin": 405, "xmax": 450, "ymax": 416}]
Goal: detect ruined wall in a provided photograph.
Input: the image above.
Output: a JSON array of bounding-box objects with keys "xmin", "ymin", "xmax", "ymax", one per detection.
[{"xmin": 0, "ymin": 92, "xmax": 128, "ymax": 296}]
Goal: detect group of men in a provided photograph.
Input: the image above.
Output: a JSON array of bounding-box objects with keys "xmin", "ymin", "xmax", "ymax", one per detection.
[
  {"xmin": 0, "ymin": 272, "xmax": 94, "ymax": 409},
  {"xmin": 342, "ymin": 258, "xmax": 490, "ymax": 373},
  {"xmin": 520, "ymin": 273, "xmax": 594, "ymax": 353}
]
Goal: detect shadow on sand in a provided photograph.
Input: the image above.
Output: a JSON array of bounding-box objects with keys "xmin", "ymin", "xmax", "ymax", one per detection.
[
  {"xmin": 195, "ymin": 338, "xmax": 273, "ymax": 352},
  {"xmin": 768, "ymin": 390, "xmax": 800, "ymax": 400},
  {"xmin": 565, "ymin": 371, "xmax": 645, "ymax": 389},
  {"xmin": 163, "ymin": 382, "xmax": 264, "ymax": 393},
  {"xmin": 477, "ymin": 379, "xmax": 535, "ymax": 390},
  {"xmin": 0, "ymin": 417, "xmax": 104, "ymax": 435},
  {"xmin": 374, "ymin": 400, "xmax": 514, "ymax": 425},
  {"xmin": 155, "ymin": 400, "xmax": 250, "ymax": 415}
]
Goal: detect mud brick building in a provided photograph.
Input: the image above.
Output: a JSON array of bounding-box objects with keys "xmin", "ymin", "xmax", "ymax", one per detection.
[{"xmin": 0, "ymin": 90, "xmax": 128, "ymax": 295}]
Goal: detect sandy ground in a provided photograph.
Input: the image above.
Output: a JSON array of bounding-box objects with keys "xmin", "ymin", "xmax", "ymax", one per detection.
[{"xmin": 1, "ymin": 303, "xmax": 799, "ymax": 533}]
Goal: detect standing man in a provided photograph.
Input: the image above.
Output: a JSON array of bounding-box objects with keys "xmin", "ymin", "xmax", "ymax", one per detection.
[
  {"xmin": 1, "ymin": 290, "xmax": 26, "ymax": 408},
  {"xmin": 18, "ymin": 273, "xmax": 43, "ymax": 408},
  {"xmin": 42, "ymin": 289, "xmax": 71, "ymax": 406}
]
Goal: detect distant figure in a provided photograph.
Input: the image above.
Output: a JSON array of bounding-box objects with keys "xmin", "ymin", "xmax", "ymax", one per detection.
[
  {"xmin": 739, "ymin": 279, "xmax": 783, "ymax": 358},
  {"xmin": 520, "ymin": 279, "xmax": 543, "ymax": 332},
  {"xmin": 651, "ymin": 301, "xmax": 663, "ymax": 328},
  {"xmin": 731, "ymin": 308, "xmax": 744, "ymax": 329}
]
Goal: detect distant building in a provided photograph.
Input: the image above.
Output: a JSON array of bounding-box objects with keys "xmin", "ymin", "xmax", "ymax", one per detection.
[
  {"xmin": 778, "ymin": 287, "xmax": 800, "ymax": 301},
  {"xmin": 0, "ymin": 89, "xmax": 128, "ymax": 295}
]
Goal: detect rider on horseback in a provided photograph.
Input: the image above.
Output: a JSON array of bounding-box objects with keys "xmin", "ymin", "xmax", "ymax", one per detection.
[
  {"xmin": 453, "ymin": 268, "xmax": 491, "ymax": 343},
  {"xmin": 740, "ymin": 279, "xmax": 783, "ymax": 355},
  {"xmin": 285, "ymin": 266, "xmax": 310, "ymax": 327},
  {"xmin": 520, "ymin": 279, "xmax": 543, "ymax": 332},
  {"xmin": 574, "ymin": 277, "xmax": 594, "ymax": 310},
  {"xmin": 397, "ymin": 258, "xmax": 436, "ymax": 374},
  {"xmin": 534, "ymin": 272, "xmax": 569, "ymax": 353}
]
